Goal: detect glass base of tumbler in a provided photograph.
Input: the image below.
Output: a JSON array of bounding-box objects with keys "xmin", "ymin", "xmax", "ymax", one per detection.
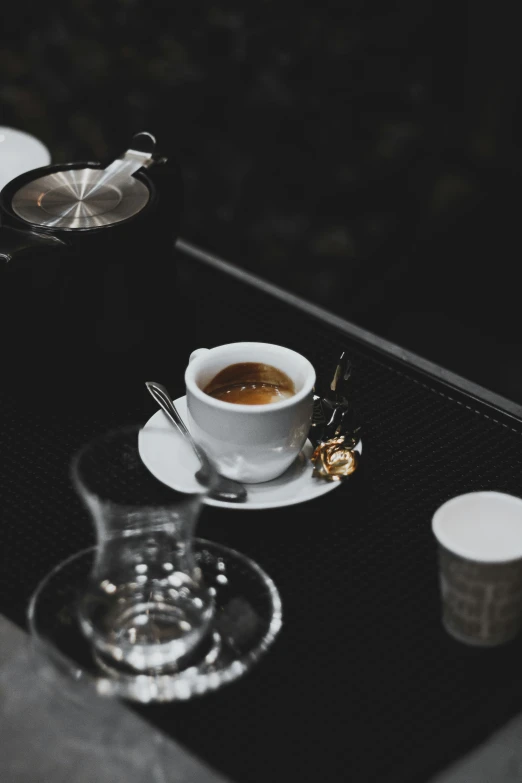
[{"xmin": 28, "ymin": 539, "xmax": 282, "ymax": 703}]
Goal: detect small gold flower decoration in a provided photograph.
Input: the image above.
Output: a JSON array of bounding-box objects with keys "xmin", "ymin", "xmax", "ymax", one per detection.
[{"xmin": 311, "ymin": 436, "xmax": 359, "ymax": 482}]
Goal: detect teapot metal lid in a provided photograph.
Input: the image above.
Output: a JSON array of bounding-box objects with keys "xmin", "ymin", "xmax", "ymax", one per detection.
[{"xmin": 10, "ymin": 132, "xmax": 157, "ymax": 230}]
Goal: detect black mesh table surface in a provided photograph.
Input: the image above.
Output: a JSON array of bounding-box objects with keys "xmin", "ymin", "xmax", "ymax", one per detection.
[{"xmin": 2, "ymin": 243, "xmax": 522, "ymax": 783}]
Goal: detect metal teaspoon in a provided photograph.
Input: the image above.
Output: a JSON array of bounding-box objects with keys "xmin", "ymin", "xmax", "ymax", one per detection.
[{"xmin": 145, "ymin": 381, "xmax": 247, "ymax": 503}]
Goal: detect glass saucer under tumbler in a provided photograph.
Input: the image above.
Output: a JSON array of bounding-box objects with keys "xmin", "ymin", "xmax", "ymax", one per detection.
[{"xmin": 28, "ymin": 425, "xmax": 282, "ymax": 703}]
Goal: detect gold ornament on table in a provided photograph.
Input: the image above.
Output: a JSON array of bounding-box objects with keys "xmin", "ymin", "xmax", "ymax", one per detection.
[
  {"xmin": 310, "ymin": 351, "xmax": 362, "ymax": 482},
  {"xmin": 311, "ymin": 435, "xmax": 359, "ymax": 481}
]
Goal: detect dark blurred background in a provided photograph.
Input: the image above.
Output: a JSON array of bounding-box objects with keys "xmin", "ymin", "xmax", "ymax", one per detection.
[{"xmin": 2, "ymin": 1, "xmax": 522, "ymax": 402}]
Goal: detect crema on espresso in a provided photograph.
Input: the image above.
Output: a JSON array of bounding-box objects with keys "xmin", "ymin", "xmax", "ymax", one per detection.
[{"xmin": 203, "ymin": 362, "xmax": 295, "ymax": 405}]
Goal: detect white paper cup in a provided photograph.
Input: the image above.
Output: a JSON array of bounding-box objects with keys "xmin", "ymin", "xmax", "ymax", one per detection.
[{"xmin": 432, "ymin": 491, "xmax": 522, "ymax": 646}]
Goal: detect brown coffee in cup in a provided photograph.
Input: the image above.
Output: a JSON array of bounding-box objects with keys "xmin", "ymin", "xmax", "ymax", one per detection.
[{"xmin": 203, "ymin": 362, "xmax": 295, "ymax": 405}]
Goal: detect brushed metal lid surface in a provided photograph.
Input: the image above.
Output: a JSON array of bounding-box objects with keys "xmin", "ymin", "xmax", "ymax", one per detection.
[
  {"xmin": 10, "ymin": 132, "xmax": 157, "ymax": 230},
  {"xmin": 11, "ymin": 167, "xmax": 150, "ymax": 229}
]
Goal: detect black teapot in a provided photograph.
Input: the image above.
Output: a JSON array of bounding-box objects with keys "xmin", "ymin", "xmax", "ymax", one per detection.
[{"xmin": 0, "ymin": 132, "xmax": 183, "ymax": 394}]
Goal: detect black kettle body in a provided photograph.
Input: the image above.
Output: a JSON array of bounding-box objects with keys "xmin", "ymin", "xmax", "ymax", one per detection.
[{"xmin": 0, "ymin": 133, "xmax": 183, "ymax": 394}]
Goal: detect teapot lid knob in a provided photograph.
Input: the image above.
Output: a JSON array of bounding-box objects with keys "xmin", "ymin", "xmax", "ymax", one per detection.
[{"xmin": 129, "ymin": 132, "xmax": 156, "ymax": 155}]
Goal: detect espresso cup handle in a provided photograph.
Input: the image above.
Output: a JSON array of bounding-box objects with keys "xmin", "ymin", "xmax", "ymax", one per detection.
[{"xmin": 189, "ymin": 348, "xmax": 210, "ymax": 364}]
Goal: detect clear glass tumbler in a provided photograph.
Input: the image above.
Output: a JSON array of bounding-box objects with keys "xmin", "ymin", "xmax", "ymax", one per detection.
[{"xmin": 72, "ymin": 425, "xmax": 214, "ymax": 673}]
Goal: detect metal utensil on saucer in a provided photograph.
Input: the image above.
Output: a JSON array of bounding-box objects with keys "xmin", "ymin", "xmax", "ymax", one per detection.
[{"xmin": 145, "ymin": 381, "xmax": 247, "ymax": 503}]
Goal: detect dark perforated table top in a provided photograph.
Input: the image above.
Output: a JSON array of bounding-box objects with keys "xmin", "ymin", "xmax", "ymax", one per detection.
[{"xmin": 2, "ymin": 241, "xmax": 522, "ymax": 783}]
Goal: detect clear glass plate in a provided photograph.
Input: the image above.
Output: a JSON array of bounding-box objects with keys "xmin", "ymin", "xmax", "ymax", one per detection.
[{"xmin": 28, "ymin": 539, "xmax": 282, "ymax": 703}]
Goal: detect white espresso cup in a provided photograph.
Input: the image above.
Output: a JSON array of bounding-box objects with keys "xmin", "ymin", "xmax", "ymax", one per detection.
[{"xmin": 185, "ymin": 342, "xmax": 315, "ymax": 483}]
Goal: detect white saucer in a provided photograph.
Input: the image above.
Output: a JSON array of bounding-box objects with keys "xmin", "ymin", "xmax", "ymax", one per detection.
[
  {"xmin": 0, "ymin": 127, "xmax": 51, "ymax": 191},
  {"xmin": 139, "ymin": 396, "xmax": 362, "ymax": 510}
]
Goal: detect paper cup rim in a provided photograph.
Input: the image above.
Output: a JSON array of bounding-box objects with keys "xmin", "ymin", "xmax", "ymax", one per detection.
[{"xmin": 432, "ymin": 491, "xmax": 522, "ymax": 563}]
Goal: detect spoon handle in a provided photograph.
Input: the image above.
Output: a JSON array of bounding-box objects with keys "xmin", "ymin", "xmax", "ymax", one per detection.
[
  {"xmin": 146, "ymin": 381, "xmax": 212, "ymax": 469},
  {"xmin": 146, "ymin": 381, "xmax": 192, "ymax": 439},
  {"xmin": 145, "ymin": 382, "xmax": 247, "ymax": 502}
]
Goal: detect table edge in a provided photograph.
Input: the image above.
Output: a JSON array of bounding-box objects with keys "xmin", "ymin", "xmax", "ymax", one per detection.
[{"xmin": 176, "ymin": 238, "xmax": 522, "ymax": 423}]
